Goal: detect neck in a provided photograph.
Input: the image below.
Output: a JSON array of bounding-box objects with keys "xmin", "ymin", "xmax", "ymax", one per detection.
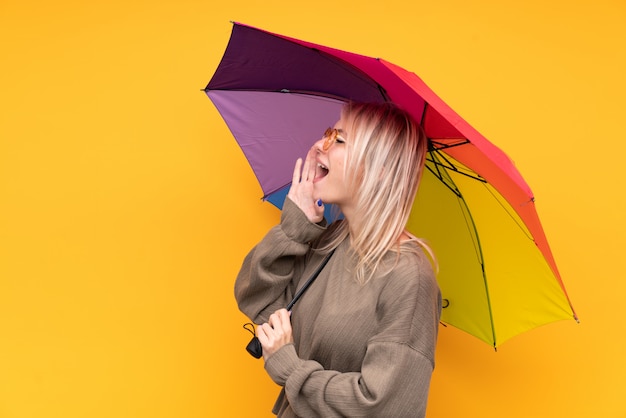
[{"xmin": 340, "ymin": 208, "xmax": 361, "ymax": 239}]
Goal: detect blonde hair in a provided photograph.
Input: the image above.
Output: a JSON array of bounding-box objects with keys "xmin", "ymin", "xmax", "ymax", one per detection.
[{"xmin": 321, "ymin": 102, "xmax": 433, "ymax": 283}]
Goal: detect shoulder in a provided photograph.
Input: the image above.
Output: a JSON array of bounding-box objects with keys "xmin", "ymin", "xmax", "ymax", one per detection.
[
  {"xmin": 372, "ymin": 246, "xmax": 440, "ymax": 336},
  {"xmin": 374, "ymin": 245, "xmax": 441, "ymax": 346},
  {"xmin": 380, "ymin": 243, "xmax": 437, "ymax": 296}
]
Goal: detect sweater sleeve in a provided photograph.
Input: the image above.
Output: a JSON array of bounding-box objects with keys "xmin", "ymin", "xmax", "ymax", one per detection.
[
  {"xmin": 234, "ymin": 197, "xmax": 327, "ymax": 324},
  {"xmin": 264, "ymin": 255, "xmax": 441, "ymax": 418},
  {"xmin": 265, "ymin": 342, "xmax": 434, "ymax": 417}
]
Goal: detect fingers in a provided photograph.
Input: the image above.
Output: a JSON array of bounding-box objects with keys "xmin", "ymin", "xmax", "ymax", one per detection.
[
  {"xmin": 256, "ymin": 309, "xmax": 293, "ymax": 360},
  {"xmin": 288, "ymin": 152, "xmax": 324, "ymax": 224},
  {"xmin": 293, "ymin": 148, "xmax": 317, "ymax": 184},
  {"xmin": 292, "ymin": 158, "xmax": 303, "ymax": 185},
  {"xmin": 267, "ymin": 309, "xmax": 290, "ymax": 331},
  {"xmin": 302, "ymin": 148, "xmax": 317, "ymax": 182},
  {"xmin": 273, "ymin": 309, "xmax": 292, "ymax": 333},
  {"xmin": 301, "ymin": 154, "xmax": 310, "ymax": 181}
]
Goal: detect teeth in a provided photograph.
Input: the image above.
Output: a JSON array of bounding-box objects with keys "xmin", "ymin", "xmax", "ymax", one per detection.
[{"xmin": 317, "ymin": 163, "xmax": 328, "ymax": 170}]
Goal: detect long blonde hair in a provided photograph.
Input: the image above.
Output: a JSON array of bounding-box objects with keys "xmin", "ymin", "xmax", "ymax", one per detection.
[{"xmin": 321, "ymin": 102, "xmax": 432, "ymax": 283}]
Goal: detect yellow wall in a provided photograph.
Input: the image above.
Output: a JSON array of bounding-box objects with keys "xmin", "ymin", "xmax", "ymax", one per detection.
[{"xmin": 1, "ymin": 0, "xmax": 624, "ymax": 416}]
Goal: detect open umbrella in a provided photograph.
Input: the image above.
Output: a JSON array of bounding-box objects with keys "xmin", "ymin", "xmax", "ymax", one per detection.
[{"xmin": 205, "ymin": 22, "xmax": 577, "ymax": 348}]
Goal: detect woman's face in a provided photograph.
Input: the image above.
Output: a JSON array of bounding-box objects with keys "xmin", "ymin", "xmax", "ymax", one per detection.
[{"xmin": 312, "ymin": 117, "xmax": 355, "ymax": 214}]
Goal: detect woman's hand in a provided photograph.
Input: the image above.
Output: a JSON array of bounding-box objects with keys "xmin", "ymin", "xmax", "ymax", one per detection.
[
  {"xmin": 287, "ymin": 148, "xmax": 325, "ymax": 224},
  {"xmin": 257, "ymin": 309, "xmax": 294, "ymax": 360}
]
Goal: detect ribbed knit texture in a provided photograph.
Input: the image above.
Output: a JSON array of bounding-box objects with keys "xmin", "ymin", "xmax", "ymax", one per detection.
[{"xmin": 235, "ymin": 198, "xmax": 441, "ymax": 417}]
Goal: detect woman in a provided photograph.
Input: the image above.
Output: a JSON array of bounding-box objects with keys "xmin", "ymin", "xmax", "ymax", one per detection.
[{"xmin": 235, "ymin": 102, "xmax": 442, "ymax": 417}]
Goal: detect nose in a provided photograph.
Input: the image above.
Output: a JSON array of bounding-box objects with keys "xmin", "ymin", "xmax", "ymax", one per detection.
[{"xmin": 313, "ymin": 137, "xmax": 326, "ymax": 152}]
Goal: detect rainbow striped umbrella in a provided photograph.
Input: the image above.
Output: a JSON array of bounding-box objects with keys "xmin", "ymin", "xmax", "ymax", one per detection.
[{"xmin": 205, "ymin": 22, "xmax": 577, "ymax": 348}]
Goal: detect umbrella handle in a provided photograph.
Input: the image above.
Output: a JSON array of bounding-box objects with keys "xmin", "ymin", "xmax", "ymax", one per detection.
[
  {"xmin": 243, "ymin": 323, "xmax": 263, "ymax": 359},
  {"xmin": 241, "ymin": 250, "xmax": 336, "ymax": 360}
]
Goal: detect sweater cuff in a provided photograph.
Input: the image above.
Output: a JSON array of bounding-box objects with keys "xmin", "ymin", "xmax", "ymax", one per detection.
[
  {"xmin": 264, "ymin": 343, "xmax": 302, "ymax": 387},
  {"xmin": 280, "ymin": 197, "xmax": 327, "ymax": 244}
]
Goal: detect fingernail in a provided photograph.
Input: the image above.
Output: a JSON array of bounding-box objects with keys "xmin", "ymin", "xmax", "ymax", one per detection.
[{"xmin": 317, "ymin": 199, "xmax": 323, "ymax": 207}]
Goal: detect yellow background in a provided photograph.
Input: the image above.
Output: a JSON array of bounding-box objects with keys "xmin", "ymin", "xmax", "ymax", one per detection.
[{"xmin": 1, "ymin": 0, "xmax": 624, "ymax": 416}]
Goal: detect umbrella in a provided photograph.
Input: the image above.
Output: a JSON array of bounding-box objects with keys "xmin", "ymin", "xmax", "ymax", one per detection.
[{"xmin": 205, "ymin": 22, "xmax": 577, "ymax": 348}]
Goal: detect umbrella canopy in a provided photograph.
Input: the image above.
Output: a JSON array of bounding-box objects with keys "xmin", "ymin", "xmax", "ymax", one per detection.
[{"xmin": 205, "ymin": 22, "xmax": 577, "ymax": 348}]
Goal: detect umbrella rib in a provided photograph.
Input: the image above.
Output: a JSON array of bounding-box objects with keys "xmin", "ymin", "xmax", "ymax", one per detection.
[
  {"xmin": 427, "ymin": 147, "xmax": 487, "ymax": 183},
  {"xmin": 481, "ymin": 182, "xmax": 535, "ymax": 242},
  {"xmin": 453, "ymin": 181, "xmax": 498, "ymax": 349},
  {"xmin": 262, "ymin": 182, "xmax": 292, "ymax": 201},
  {"xmin": 425, "ymin": 163, "xmax": 461, "ymax": 198},
  {"xmin": 205, "ymin": 87, "xmax": 351, "ymax": 103},
  {"xmin": 309, "ymin": 48, "xmax": 390, "ymax": 101},
  {"xmin": 430, "ymin": 138, "xmax": 471, "ymax": 150},
  {"xmin": 377, "ymin": 83, "xmax": 390, "ymax": 101},
  {"xmin": 425, "ymin": 151, "xmax": 498, "ymax": 347},
  {"xmin": 425, "ymin": 150, "xmax": 464, "ymax": 197}
]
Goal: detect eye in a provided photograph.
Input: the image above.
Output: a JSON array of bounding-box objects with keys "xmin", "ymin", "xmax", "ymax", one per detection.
[{"xmin": 335, "ymin": 136, "xmax": 346, "ymax": 144}]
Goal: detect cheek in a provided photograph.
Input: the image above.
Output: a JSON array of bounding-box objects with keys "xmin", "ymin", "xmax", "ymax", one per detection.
[
  {"xmin": 330, "ymin": 149, "xmax": 346, "ymax": 174},
  {"xmin": 330, "ymin": 159, "xmax": 346, "ymax": 183}
]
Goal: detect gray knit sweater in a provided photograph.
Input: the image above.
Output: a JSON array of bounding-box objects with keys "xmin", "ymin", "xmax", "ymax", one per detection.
[{"xmin": 235, "ymin": 198, "xmax": 442, "ymax": 418}]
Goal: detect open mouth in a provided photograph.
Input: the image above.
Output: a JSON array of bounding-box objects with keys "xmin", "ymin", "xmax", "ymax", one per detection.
[{"xmin": 316, "ymin": 163, "xmax": 329, "ymax": 180}]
